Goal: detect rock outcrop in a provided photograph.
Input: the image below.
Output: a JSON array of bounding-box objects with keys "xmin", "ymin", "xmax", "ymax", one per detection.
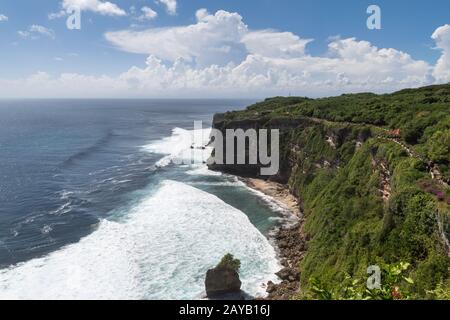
[
  {"xmin": 205, "ymin": 267, "xmax": 242, "ymax": 299},
  {"xmin": 205, "ymin": 254, "xmax": 243, "ymax": 299}
]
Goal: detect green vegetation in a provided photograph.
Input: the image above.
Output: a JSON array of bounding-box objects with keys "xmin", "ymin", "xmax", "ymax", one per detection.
[
  {"xmin": 428, "ymin": 129, "xmax": 450, "ymax": 163},
  {"xmin": 306, "ymin": 262, "xmax": 450, "ymax": 300},
  {"xmin": 306, "ymin": 262, "xmax": 415, "ymax": 300},
  {"xmin": 215, "ymin": 84, "xmax": 450, "ymax": 299},
  {"xmin": 427, "ymin": 280, "xmax": 450, "ymax": 300},
  {"xmin": 217, "ymin": 254, "xmax": 241, "ymax": 272}
]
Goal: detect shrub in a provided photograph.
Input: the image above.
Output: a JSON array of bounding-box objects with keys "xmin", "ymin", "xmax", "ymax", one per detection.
[
  {"xmin": 426, "ymin": 281, "xmax": 450, "ymax": 300},
  {"xmin": 307, "ymin": 262, "xmax": 414, "ymax": 300},
  {"xmin": 217, "ymin": 254, "xmax": 241, "ymax": 272},
  {"xmin": 428, "ymin": 130, "xmax": 450, "ymax": 164}
]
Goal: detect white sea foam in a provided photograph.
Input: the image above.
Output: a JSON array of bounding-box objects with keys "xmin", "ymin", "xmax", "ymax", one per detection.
[
  {"xmin": 0, "ymin": 180, "xmax": 280, "ymax": 300},
  {"xmin": 143, "ymin": 127, "xmax": 213, "ymax": 168},
  {"xmin": 185, "ymin": 166, "xmax": 222, "ymax": 176},
  {"xmin": 243, "ymin": 185, "xmax": 299, "ymax": 228}
]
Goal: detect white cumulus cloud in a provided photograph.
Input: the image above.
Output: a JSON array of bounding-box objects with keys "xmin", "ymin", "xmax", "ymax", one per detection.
[
  {"xmin": 113, "ymin": 38, "xmax": 431, "ymax": 98},
  {"xmin": 104, "ymin": 9, "xmax": 431, "ymax": 94},
  {"xmin": 62, "ymin": 0, "xmax": 126, "ymax": 16},
  {"xmin": 138, "ymin": 6, "xmax": 158, "ymax": 21},
  {"xmin": 242, "ymin": 30, "xmax": 313, "ymax": 59},
  {"xmin": 432, "ymin": 24, "xmax": 450, "ymax": 82},
  {"xmin": 2, "ymin": 11, "xmax": 450, "ymax": 98},
  {"xmin": 18, "ymin": 25, "xmax": 55, "ymax": 39},
  {"xmin": 195, "ymin": 8, "xmax": 209, "ymax": 22},
  {"xmin": 0, "ymin": 14, "xmax": 8, "ymax": 22},
  {"xmin": 105, "ymin": 10, "xmax": 249, "ymax": 67},
  {"xmin": 156, "ymin": 0, "xmax": 177, "ymax": 15}
]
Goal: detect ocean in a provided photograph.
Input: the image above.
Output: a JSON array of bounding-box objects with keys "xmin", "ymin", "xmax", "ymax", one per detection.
[{"xmin": 0, "ymin": 99, "xmax": 285, "ymax": 300}]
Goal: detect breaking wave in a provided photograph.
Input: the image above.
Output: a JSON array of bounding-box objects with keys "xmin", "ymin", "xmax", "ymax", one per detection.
[{"xmin": 0, "ymin": 181, "xmax": 280, "ymax": 300}]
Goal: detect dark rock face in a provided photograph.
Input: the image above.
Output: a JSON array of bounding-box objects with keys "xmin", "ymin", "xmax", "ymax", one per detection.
[
  {"xmin": 205, "ymin": 267, "xmax": 242, "ymax": 299},
  {"xmin": 276, "ymin": 267, "xmax": 300, "ymax": 282},
  {"xmin": 208, "ymin": 114, "xmax": 320, "ymax": 182},
  {"xmin": 208, "ymin": 116, "xmax": 263, "ymax": 178},
  {"xmin": 266, "ymin": 223, "xmax": 307, "ymax": 300},
  {"xmin": 266, "ymin": 281, "xmax": 276, "ymax": 294}
]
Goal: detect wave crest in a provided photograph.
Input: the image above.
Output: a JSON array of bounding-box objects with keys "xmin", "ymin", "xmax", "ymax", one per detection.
[{"xmin": 0, "ymin": 180, "xmax": 280, "ymax": 300}]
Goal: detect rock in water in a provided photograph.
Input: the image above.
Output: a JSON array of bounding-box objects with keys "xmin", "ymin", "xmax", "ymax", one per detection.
[
  {"xmin": 205, "ymin": 254, "xmax": 242, "ymax": 299},
  {"xmin": 205, "ymin": 268, "xmax": 242, "ymax": 298}
]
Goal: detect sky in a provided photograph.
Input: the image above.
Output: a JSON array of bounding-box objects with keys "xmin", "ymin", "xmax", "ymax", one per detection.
[{"xmin": 0, "ymin": 0, "xmax": 450, "ymax": 98}]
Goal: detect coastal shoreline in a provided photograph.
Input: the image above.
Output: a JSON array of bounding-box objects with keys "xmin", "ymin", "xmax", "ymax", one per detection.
[
  {"xmin": 242, "ymin": 178, "xmax": 301, "ymax": 217},
  {"xmin": 239, "ymin": 177, "xmax": 308, "ymax": 300}
]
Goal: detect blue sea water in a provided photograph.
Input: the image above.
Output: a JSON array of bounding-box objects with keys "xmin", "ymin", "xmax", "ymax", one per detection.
[{"xmin": 0, "ymin": 99, "xmax": 286, "ymax": 299}]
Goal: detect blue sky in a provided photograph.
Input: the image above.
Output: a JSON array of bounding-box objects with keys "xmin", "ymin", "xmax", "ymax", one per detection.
[{"xmin": 0, "ymin": 0, "xmax": 449, "ymax": 98}]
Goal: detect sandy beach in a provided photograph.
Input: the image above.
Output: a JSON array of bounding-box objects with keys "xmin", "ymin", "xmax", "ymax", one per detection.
[{"xmin": 242, "ymin": 178, "xmax": 301, "ymax": 217}]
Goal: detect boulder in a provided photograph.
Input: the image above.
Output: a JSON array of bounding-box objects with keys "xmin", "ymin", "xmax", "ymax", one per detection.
[
  {"xmin": 205, "ymin": 267, "xmax": 242, "ymax": 298},
  {"xmin": 275, "ymin": 267, "xmax": 300, "ymax": 282},
  {"xmin": 205, "ymin": 254, "xmax": 242, "ymax": 299},
  {"xmin": 266, "ymin": 281, "xmax": 276, "ymax": 294}
]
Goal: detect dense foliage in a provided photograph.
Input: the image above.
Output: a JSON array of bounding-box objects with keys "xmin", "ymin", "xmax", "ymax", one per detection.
[
  {"xmin": 307, "ymin": 262, "xmax": 415, "ymax": 300},
  {"xmin": 217, "ymin": 84, "xmax": 450, "ymax": 299},
  {"xmin": 217, "ymin": 254, "xmax": 241, "ymax": 272},
  {"xmin": 306, "ymin": 261, "xmax": 449, "ymax": 300}
]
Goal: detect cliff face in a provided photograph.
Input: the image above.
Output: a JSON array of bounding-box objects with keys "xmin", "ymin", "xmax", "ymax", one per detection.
[
  {"xmin": 210, "ymin": 113, "xmax": 372, "ymax": 185},
  {"xmin": 209, "ymin": 88, "xmax": 450, "ymax": 298}
]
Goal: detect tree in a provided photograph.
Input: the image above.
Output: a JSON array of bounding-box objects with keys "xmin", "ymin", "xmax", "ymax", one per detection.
[
  {"xmin": 428, "ymin": 130, "xmax": 450, "ymax": 163},
  {"xmin": 217, "ymin": 254, "xmax": 241, "ymax": 272}
]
